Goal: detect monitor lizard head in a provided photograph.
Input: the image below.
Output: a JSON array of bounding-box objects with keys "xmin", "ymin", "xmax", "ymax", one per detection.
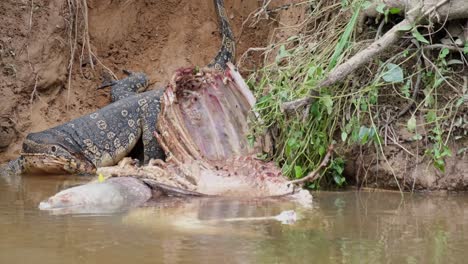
[{"xmin": 21, "ymin": 131, "xmax": 96, "ymax": 175}]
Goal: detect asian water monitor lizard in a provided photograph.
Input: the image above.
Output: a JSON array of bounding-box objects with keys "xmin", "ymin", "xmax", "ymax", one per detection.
[
  {"xmin": 3, "ymin": 89, "xmax": 164, "ymax": 175},
  {"xmin": 0, "ymin": 0, "xmax": 235, "ymax": 176}
]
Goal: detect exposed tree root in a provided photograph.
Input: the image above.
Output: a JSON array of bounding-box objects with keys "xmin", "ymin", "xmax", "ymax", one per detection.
[{"xmin": 65, "ymin": 0, "xmax": 115, "ymax": 109}]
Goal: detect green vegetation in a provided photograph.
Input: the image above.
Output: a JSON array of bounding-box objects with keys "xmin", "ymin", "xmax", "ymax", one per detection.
[{"xmin": 247, "ymin": 0, "xmax": 467, "ymax": 188}]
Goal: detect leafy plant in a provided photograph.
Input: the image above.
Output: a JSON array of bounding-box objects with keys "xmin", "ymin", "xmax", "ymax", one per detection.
[{"xmin": 247, "ymin": 0, "xmax": 465, "ymax": 188}]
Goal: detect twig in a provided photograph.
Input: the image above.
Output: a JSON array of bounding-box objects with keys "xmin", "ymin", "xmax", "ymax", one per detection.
[
  {"xmin": 28, "ymin": 0, "xmax": 34, "ymax": 34},
  {"xmin": 241, "ymin": 0, "xmax": 272, "ymax": 29},
  {"xmin": 25, "ymin": 0, "xmax": 39, "ymax": 117},
  {"xmin": 374, "ymin": 19, "xmax": 385, "ymax": 41},
  {"xmin": 420, "ymin": 43, "xmax": 460, "ymax": 93},
  {"xmin": 424, "ymin": 44, "xmax": 464, "ymax": 52},
  {"xmin": 29, "ymin": 74, "xmax": 38, "ymax": 115},
  {"xmin": 91, "ymin": 51, "xmax": 118, "ymax": 80},
  {"xmin": 398, "ymin": 66, "xmax": 422, "ymax": 118},
  {"xmin": 81, "ymin": 0, "xmax": 94, "ymax": 69},
  {"xmin": 266, "ymin": 1, "xmax": 307, "ymax": 14},
  {"xmin": 389, "ymin": 130, "xmax": 416, "ymax": 157},
  {"xmin": 464, "ymin": 75, "xmax": 468, "ymax": 91},
  {"xmin": 66, "ymin": 0, "xmax": 78, "ymax": 110},
  {"xmin": 288, "ymin": 144, "xmax": 334, "ymax": 185},
  {"xmin": 25, "ymin": 0, "xmax": 37, "ymax": 73},
  {"xmin": 384, "ymin": 54, "xmax": 423, "ymax": 126}
]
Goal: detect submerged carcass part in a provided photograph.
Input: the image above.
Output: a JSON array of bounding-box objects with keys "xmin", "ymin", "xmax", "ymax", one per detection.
[{"xmin": 38, "ymin": 177, "xmax": 152, "ymax": 214}]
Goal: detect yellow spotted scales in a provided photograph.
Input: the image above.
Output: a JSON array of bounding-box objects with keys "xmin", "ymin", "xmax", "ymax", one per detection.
[{"xmin": 17, "ymin": 89, "xmax": 165, "ymax": 174}]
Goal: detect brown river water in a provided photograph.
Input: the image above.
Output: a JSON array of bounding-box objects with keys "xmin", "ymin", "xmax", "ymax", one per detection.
[{"xmin": 1, "ymin": 174, "xmax": 468, "ymax": 264}]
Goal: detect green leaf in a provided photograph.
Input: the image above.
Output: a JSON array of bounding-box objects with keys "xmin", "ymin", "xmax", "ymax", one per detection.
[
  {"xmin": 382, "ymin": 63, "xmax": 404, "ymax": 83},
  {"xmin": 433, "ymin": 147, "xmax": 441, "ymax": 158},
  {"xmin": 294, "ymin": 165, "xmax": 303, "ymax": 178},
  {"xmin": 247, "ymin": 134, "xmax": 255, "ymax": 148},
  {"xmin": 360, "ymin": 101, "xmax": 368, "ymax": 111},
  {"xmin": 401, "ymin": 80, "xmax": 411, "ymax": 98},
  {"xmin": 441, "ymin": 146, "xmax": 452, "ymax": 157},
  {"xmin": 362, "ymin": 1, "xmax": 372, "ymax": 9},
  {"xmin": 285, "ymin": 142, "xmax": 291, "ymax": 157},
  {"xmin": 368, "ymin": 126, "xmax": 376, "ymax": 139},
  {"xmin": 412, "ymin": 28, "xmax": 429, "ymax": 44},
  {"xmin": 398, "ymin": 24, "xmax": 413, "ymax": 32},
  {"xmin": 411, "ymin": 134, "xmax": 423, "ymax": 141},
  {"xmin": 389, "ymin": 7, "xmax": 401, "ymax": 14},
  {"xmin": 434, "ymin": 77, "xmax": 444, "ymax": 88},
  {"xmin": 279, "ymin": 45, "xmax": 290, "ymax": 56},
  {"xmin": 358, "ymin": 126, "xmax": 370, "ymax": 144},
  {"xmin": 439, "ymin": 48, "xmax": 449, "ymax": 59},
  {"xmin": 256, "ymin": 153, "xmax": 268, "ymax": 160},
  {"xmin": 434, "ymin": 159, "xmax": 445, "ymax": 172},
  {"xmin": 376, "ymin": 3, "xmax": 386, "ymax": 14},
  {"xmin": 402, "ymin": 49, "xmax": 410, "ymax": 57},
  {"xmin": 423, "ymin": 87, "xmax": 434, "ymax": 107},
  {"xmin": 464, "ymin": 43, "xmax": 468, "ymax": 55},
  {"xmin": 318, "ymin": 145, "xmax": 326, "ymax": 156},
  {"xmin": 327, "ymin": 4, "xmax": 361, "ymax": 70},
  {"xmin": 307, "ymin": 66, "xmax": 317, "ymax": 77},
  {"xmin": 425, "ymin": 110, "xmax": 437, "ymax": 123},
  {"xmin": 341, "ymin": 131, "xmax": 348, "ymax": 142},
  {"xmin": 334, "ymin": 175, "xmax": 346, "ymax": 186},
  {"xmin": 287, "ymin": 137, "xmax": 297, "ymax": 147},
  {"xmin": 320, "ymin": 95, "xmax": 334, "ymax": 115},
  {"xmin": 276, "ymin": 45, "xmax": 291, "ymax": 63},
  {"xmin": 407, "ymin": 116, "xmax": 416, "ymax": 132},
  {"xmin": 332, "ymin": 158, "xmax": 345, "ymax": 174}
]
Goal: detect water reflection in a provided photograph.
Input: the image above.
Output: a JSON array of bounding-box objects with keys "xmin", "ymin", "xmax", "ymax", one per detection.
[{"xmin": 1, "ymin": 175, "xmax": 468, "ymax": 263}]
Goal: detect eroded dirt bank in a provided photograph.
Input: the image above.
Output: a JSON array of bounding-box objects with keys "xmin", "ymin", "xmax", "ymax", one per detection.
[{"xmin": 0, "ymin": 0, "xmax": 271, "ymax": 161}]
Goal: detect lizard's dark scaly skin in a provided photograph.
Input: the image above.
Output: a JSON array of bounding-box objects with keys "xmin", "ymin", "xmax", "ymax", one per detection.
[
  {"xmin": 209, "ymin": 0, "xmax": 236, "ymax": 70},
  {"xmin": 98, "ymin": 70, "xmax": 149, "ymax": 102},
  {"xmin": 0, "ymin": 0, "xmax": 234, "ymax": 176}
]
